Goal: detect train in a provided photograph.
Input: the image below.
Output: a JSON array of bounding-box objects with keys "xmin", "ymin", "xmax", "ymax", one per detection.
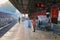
[{"xmin": 0, "ymin": 12, "xmax": 16, "ymax": 28}]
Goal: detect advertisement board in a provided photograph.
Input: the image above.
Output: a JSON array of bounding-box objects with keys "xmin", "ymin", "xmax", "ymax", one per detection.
[
  {"xmin": 51, "ymin": 6, "xmax": 58, "ymax": 18},
  {"xmin": 51, "ymin": 5, "xmax": 59, "ymax": 24}
]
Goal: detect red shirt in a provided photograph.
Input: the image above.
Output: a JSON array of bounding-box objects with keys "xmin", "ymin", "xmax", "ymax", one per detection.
[{"xmin": 32, "ymin": 20, "xmax": 36, "ymax": 28}]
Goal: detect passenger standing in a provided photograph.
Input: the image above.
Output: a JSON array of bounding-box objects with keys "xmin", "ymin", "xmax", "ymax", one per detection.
[
  {"xmin": 24, "ymin": 19, "xmax": 29, "ymax": 29},
  {"xmin": 32, "ymin": 19, "xmax": 36, "ymax": 32},
  {"xmin": 38, "ymin": 20, "xmax": 41, "ymax": 29},
  {"xmin": 28, "ymin": 19, "xmax": 31, "ymax": 28},
  {"xmin": 19, "ymin": 17, "xmax": 20, "ymax": 23},
  {"xmin": 36, "ymin": 17, "xmax": 40, "ymax": 30}
]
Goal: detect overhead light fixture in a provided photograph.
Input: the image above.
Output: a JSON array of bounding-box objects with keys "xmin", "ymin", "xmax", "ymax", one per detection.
[{"xmin": 37, "ymin": 3, "xmax": 45, "ymax": 8}]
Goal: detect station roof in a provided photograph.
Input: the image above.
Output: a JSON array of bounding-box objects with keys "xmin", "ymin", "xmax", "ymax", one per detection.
[{"xmin": 9, "ymin": 0, "xmax": 60, "ymax": 16}]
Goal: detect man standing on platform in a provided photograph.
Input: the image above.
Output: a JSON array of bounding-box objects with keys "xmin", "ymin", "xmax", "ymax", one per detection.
[{"xmin": 19, "ymin": 17, "xmax": 20, "ymax": 23}]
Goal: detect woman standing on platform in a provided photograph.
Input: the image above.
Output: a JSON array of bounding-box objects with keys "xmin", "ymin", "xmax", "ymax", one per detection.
[{"xmin": 32, "ymin": 18, "xmax": 36, "ymax": 32}]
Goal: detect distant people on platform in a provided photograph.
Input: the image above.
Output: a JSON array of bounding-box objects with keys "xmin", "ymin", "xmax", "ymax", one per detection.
[
  {"xmin": 28, "ymin": 18, "xmax": 31, "ymax": 28},
  {"xmin": 46, "ymin": 14, "xmax": 50, "ymax": 23},
  {"xmin": 24, "ymin": 18, "xmax": 29, "ymax": 29},
  {"xmin": 24, "ymin": 18, "xmax": 32, "ymax": 29},
  {"xmin": 36, "ymin": 17, "xmax": 41, "ymax": 30},
  {"xmin": 32, "ymin": 18, "xmax": 36, "ymax": 32},
  {"xmin": 37, "ymin": 15, "xmax": 50, "ymax": 31},
  {"xmin": 19, "ymin": 17, "xmax": 20, "ymax": 23}
]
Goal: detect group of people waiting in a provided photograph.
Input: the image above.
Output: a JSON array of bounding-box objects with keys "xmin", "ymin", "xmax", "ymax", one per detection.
[
  {"xmin": 20, "ymin": 15, "xmax": 50, "ymax": 32},
  {"xmin": 32, "ymin": 15, "xmax": 50, "ymax": 32}
]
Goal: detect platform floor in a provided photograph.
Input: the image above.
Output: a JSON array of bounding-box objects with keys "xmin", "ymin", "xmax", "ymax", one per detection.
[{"xmin": 0, "ymin": 21, "xmax": 60, "ymax": 40}]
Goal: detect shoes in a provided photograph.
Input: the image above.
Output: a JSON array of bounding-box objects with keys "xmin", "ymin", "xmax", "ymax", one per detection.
[{"xmin": 33, "ymin": 30, "xmax": 35, "ymax": 32}]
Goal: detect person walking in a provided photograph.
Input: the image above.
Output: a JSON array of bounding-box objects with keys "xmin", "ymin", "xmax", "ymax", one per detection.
[
  {"xmin": 19, "ymin": 17, "xmax": 20, "ymax": 23},
  {"xmin": 32, "ymin": 18, "xmax": 36, "ymax": 32}
]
